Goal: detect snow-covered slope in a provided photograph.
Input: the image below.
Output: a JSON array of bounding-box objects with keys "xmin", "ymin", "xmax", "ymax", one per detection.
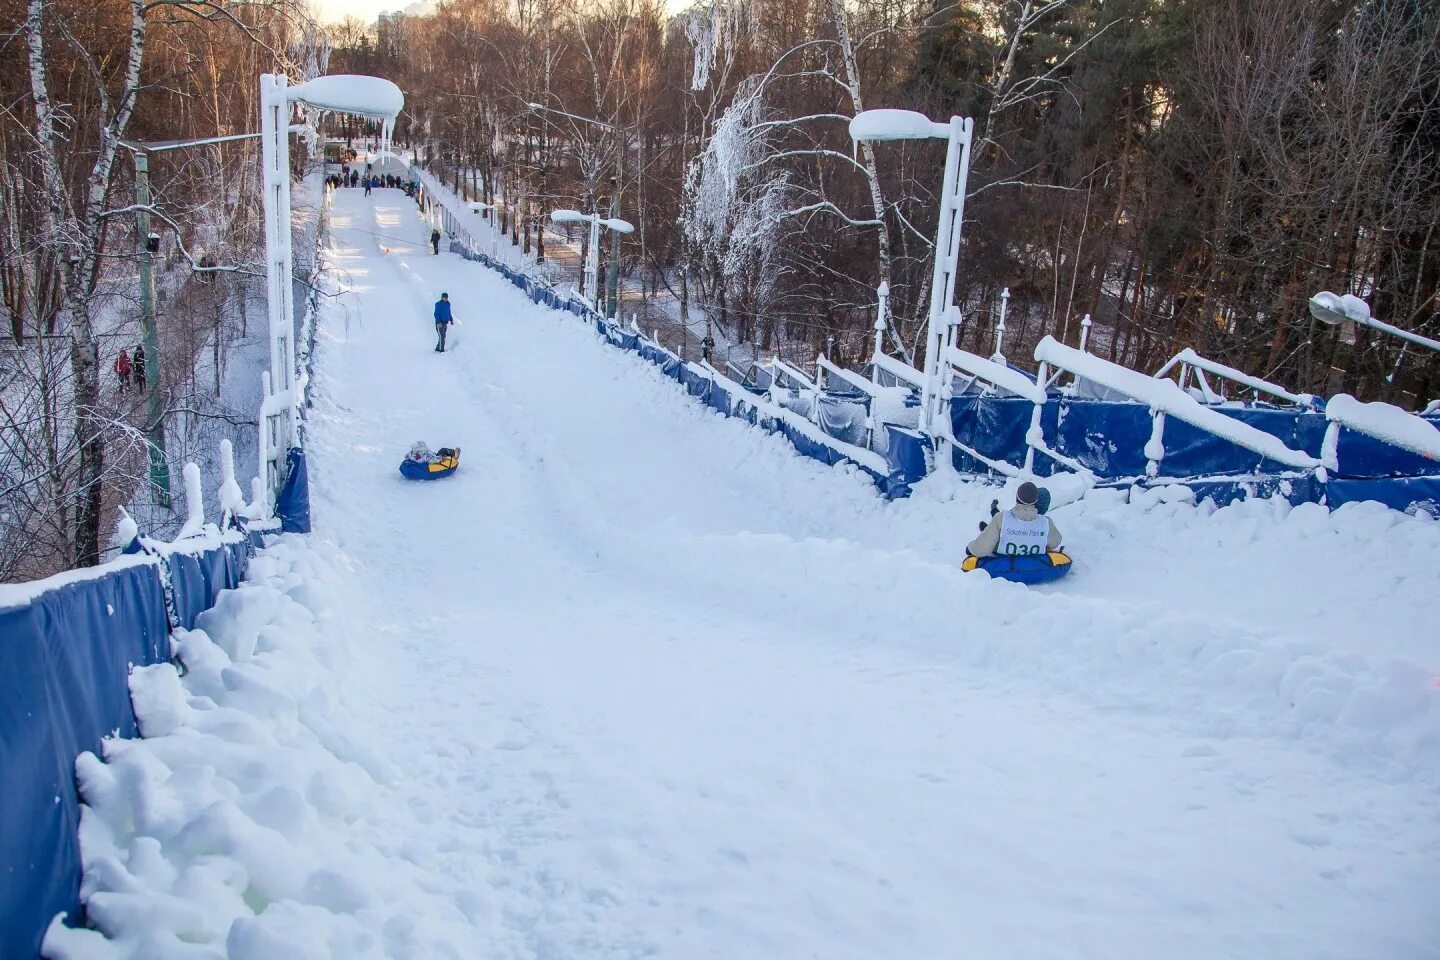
[{"xmin": 47, "ymin": 187, "xmax": 1440, "ymax": 960}]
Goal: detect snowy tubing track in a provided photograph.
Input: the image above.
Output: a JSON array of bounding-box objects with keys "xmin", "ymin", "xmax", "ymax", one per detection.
[{"xmin": 43, "ymin": 185, "xmax": 1440, "ymax": 960}]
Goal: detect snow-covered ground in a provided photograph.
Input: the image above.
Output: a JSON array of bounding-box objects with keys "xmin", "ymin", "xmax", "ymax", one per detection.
[{"xmin": 47, "ymin": 187, "xmax": 1440, "ymax": 959}]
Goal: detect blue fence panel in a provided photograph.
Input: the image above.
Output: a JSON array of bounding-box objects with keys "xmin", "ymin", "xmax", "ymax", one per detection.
[
  {"xmin": 1, "ymin": 536, "xmax": 254, "ymax": 957},
  {"xmin": 1333, "ymin": 423, "xmax": 1440, "ymax": 478},
  {"xmin": 680, "ymin": 365, "xmax": 712, "ymax": 402},
  {"xmin": 0, "ymin": 564, "xmax": 168, "ymax": 958},
  {"xmin": 276, "ymin": 447, "xmax": 311, "ymax": 534},
  {"xmin": 1328, "ymin": 474, "xmax": 1440, "ymax": 512},
  {"xmin": 815, "ymin": 395, "xmax": 869, "ymax": 448},
  {"xmin": 884, "ymin": 426, "xmax": 932, "ymax": 499},
  {"xmin": 949, "ymin": 395, "xmax": 1057, "ymax": 475},
  {"xmin": 704, "ymin": 377, "xmax": 735, "ymax": 417},
  {"xmin": 607, "ymin": 327, "xmax": 639, "ymax": 352},
  {"xmin": 638, "ymin": 342, "xmax": 683, "ymax": 380}
]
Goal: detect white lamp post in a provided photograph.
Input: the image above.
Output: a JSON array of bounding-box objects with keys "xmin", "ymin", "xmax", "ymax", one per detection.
[
  {"xmin": 550, "ymin": 209, "xmax": 634, "ymax": 312},
  {"xmin": 259, "ymin": 73, "xmax": 402, "ymax": 505},
  {"xmin": 850, "ymin": 108, "xmax": 974, "ymax": 437},
  {"xmin": 1308, "ymin": 291, "xmax": 1440, "ymax": 354},
  {"xmin": 529, "ymin": 102, "xmax": 632, "ymax": 318}
]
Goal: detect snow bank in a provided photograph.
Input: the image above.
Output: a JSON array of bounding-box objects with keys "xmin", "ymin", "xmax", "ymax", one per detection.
[{"xmin": 42, "ymin": 536, "xmax": 479, "ymax": 960}]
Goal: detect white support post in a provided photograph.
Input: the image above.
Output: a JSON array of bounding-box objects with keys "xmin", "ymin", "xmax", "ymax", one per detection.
[
  {"xmin": 587, "ymin": 217, "xmax": 601, "ymax": 312},
  {"xmin": 218, "ymin": 438, "xmax": 244, "ymax": 530},
  {"xmin": 919, "ymin": 115, "xmax": 974, "ymax": 441},
  {"xmin": 1144, "ymin": 409, "xmax": 1167, "ymax": 478},
  {"xmin": 1023, "ymin": 361, "xmax": 1047, "ymax": 476},
  {"xmin": 1078, "ymin": 313, "xmax": 1092, "ymax": 353},
  {"xmin": 260, "ymin": 74, "xmax": 297, "ymax": 499},
  {"xmin": 1320, "ymin": 419, "xmax": 1342, "ymax": 477},
  {"xmin": 993, "ymin": 287, "xmax": 1009, "ymax": 361},
  {"xmin": 174, "ymin": 462, "xmax": 206, "ymax": 541},
  {"xmin": 872, "ymin": 281, "xmax": 889, "ymax": 385}
]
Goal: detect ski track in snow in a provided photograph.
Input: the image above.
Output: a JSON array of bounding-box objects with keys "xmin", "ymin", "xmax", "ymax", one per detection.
[{"xmin": 48, "ymin": 188, "xmax": 1440, "ymax": 960}]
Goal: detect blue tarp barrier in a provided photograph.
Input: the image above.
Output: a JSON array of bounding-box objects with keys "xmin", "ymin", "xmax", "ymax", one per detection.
[
  {"xmin": 638, "ymin": 342, "xmax": 683, "ymax": 379},
  {"xmin": 166, "ymin": 541, "xmax": 249, "ymax": 631},
  {"xmin": 949, "ymin": 395, "xmax": 1058, "ymax": 476},
  {"xmin": 815, "ymin": 395, "xmax": 869, "ymax": 448},
  {"xmin": 1327, "ymin": 474, "xmax": 1440, "ymax": 512},
  {"xmin": 0, "ymin": 562, "xmax": 170, "ymax": 959},
  {"xmin": 1, "ymin": 533, "xmax": 252, "ymax": 959},
  {"xmin": 1331, "ymin": 422, "xmax": 1440, "ymax": 478},
  {"xmin": 606, "ymin": 327, "xmax": 639, "ymax": 352},
  {"xmin": 680, "ymin": 365, "xmax": 712, "ymax": 402},
  {"xmin": 276, "ymin": 447, "xmax": 311, "ymax": 534},
  {"xmin": 884, "ymin": 426, "xmax": 932, "ymax": 499}
]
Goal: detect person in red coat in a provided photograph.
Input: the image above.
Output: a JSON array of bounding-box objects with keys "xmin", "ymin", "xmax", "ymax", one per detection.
[{"xmin": 114, "ymin": 349, "xmax": 132, "ymax": 393}]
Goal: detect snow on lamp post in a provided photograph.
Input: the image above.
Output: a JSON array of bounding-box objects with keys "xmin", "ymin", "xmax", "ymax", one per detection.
[
  {"xmin": 1310, "ymin": 292, "xmax": 1440, "ymax": 402},
  {"xmin": 259, "ymin": 73, "xmax": 402, "ymax": 506},
  {"xmin": 1308, "ymin": 291, "xmax": 1440, "ymax": 354},
  {"xmin": 850, "ymin": 108, "xmax": 974, "ymax": 438},
  {"xmin": 550, "ymin": 209, "xmax": 634, "ymax": 314}
]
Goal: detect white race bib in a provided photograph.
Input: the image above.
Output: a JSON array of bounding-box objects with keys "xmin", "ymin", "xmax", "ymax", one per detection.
[{"xmin": 998, "ymin": 510, "xmax": 1049, "ymax": 556}]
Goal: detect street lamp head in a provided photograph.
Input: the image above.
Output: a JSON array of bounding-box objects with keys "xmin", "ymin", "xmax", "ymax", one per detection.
[
  {"xmin": 601, "ymin": 218, "xmax": 635, "ymax": 234},
  {"xmin": 1309, "ymin": 291, "xmax": 1371, "ymax": 326},
  {"xmin": 286, "ymin": 75, "xmax": 404, "ymax": 122},
  {"xmin": 850, "ymin": 109, "xmax": 950, "ymax": 142},
  {"xmin": 527, "ymin": 102, "xmax": 545, "ymax": 112},
  {"xmin": 550, "ymin": 209, "xmax": 587, "ymax": 224}
]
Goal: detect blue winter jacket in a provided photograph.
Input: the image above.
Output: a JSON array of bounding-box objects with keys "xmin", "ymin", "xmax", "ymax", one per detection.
[{"xmin": 434, "ymin": 299, "xmax": 453, "ymax": 324}]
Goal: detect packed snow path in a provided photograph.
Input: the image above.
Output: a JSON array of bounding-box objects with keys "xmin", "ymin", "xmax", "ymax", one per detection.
[{"xmin": 93, "ymin": 187, "xmax": 1434, "ymax": 959}]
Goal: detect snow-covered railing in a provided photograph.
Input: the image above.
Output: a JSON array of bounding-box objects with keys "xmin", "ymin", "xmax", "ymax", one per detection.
[
  {"xmin": 817, "ymin": 354, "xmax": 879, "ymax": 396},
  {"xmin": 933, "ymin": 342, "xmax": 1096, "ymax": 479},
  {"xmin": 1322, "ymin": 394, "xmax": 1440, "ymax": 472},
  {"xmin": 1154, "ymin": 348, "xmax": 1318, "ymax": 408},
  {"xmin": 1036, "ymin": 337, "xmax": 1322, "ymax": 477},
  {"xmin": 698, "ymin": 360, "xmax": 889, "ymax": 477},
  {"xmin": 871, "ymin": 352, "xmax": 925, "ymax": 391},
  {"xmin": 940, "ymin": 344, "xmax": 1045, "ymax": 403}
]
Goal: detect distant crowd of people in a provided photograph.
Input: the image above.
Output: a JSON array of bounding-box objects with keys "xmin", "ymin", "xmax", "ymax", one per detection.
[{"xmin": 327, "ymin": 161, "xmax": 419, "ymax": 199}]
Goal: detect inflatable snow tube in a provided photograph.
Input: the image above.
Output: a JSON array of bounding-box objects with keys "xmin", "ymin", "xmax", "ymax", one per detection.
[
  {"xmin": 962, "ymin": 550, "xmax": 1073, "ymax": 584},
  {"xmin": 399, "ymin": 455, "xmax": 459, "ymax": 480}
]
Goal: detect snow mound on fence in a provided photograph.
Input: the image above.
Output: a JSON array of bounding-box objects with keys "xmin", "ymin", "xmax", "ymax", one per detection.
[{"xmin": 42, "ymin": 535, "xmax": 479, "ymax": 960}]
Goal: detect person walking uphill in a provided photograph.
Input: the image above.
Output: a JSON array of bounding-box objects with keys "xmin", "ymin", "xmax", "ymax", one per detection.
[
  {"xmin": 433, "ymin": 293, "xmax": 453, "ymax": 352},
  {"xmin": 430, "ymin": 228, "xmax": 441, "ymax": 256}
]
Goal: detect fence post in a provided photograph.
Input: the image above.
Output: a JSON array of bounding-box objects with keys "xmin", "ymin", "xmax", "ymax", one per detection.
[
  {"xmin": 218, "ymin": 439, "xmax": 245, "ymax": 530},
  {"xmin": 174, "ymin": 462, "xmax": 206, "ymax": 541},
  {"xmin": 992, "ymin": 287, "xmax": 1009, "ymax": 361},
  {"xmin": 1144, "ymin": 409, "xmax": 1167, "ymax": 478},
  {"xmin": 872, "ymin": 282, "xmax": 888, "ymax": 385}
]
